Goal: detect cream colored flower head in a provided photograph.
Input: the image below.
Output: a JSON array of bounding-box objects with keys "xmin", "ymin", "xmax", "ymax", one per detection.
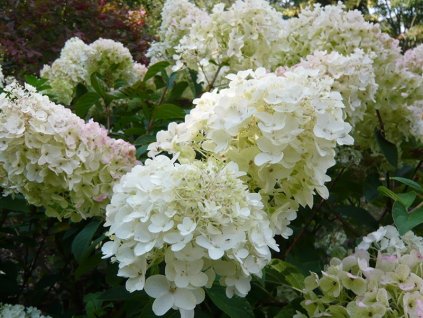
[{"xmin": 102, "ymin": 155, "xmax": 278, "ymax": 317}]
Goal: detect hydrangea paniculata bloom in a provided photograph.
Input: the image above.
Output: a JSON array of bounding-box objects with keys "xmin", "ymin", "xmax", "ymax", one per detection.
[
  {"xmin": 293, "ymin": 49, "xmax": 378, "ymax": 129},
  {"xmin": 398, "ymin": 44, "xmax": 423, "ymax": 76},
  {"xmin": 148, "ymin": 68, "xmax": 353, "ymax": 237},
  {"xmin": 0, "ymin": 303, "xmax": 51, "ymax": 318},
  {"xmin": 102, "ymin": 155, "xmax": 278, "ymax": 317},
  {"xmin": 0, "ymin": 81, "xmax": 137, "ymax": 221},
  {"xmin": 170, "ymin": 0, "xmax": 286, "ymax": 86},
  {"xmin": 147, "ymin": 0, "xmax": 209, "ymax": 64},
  {"xmin": 296, "ymin": 226, "xmax": 423, "ymax": 318},
  {"xmin": 278, "ymin": 2, "xmax": 423, "ymax": 150},
  {"xmin": 41, "ymin": 37, "xmax": 147, "ymax": 105}
]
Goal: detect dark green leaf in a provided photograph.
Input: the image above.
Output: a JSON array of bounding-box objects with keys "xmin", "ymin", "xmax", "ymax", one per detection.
[
  {"xmin": 188, "ymin": 69, "xmax": 203, "ymax": 97},
  {"xmin": 0, "ymin": 196, "xmax": 30, "ymax": 212},
  {"xmin": 99, "ymin": 286, "xmax": 132, "ymax": 301},
  {"xmin": 136, "ymin": 145, "xmax": 149, "ymax": 158},
  {"xmin": 134, "ymin": 134, "xmax": 157, "ymax": 146},
  {"xmin": 168, "ymin": 82, "xmax": 189, "ymax": 101},
  {"xmin": 167, "ymin": 72, "xmax": 177, "ymax": 89},
  {"xmin": 90, "ymin": 73, "xmax": 108, "ymax": 98},
  {"xmin": 153, "ymin": 103, "xmax": 186, "ymax": 120},
  {"xmin": 74, "ymin": 92, "xmax": 100, "ymax": 118},
  {"xmin": 154, "ymin": 75, "xmax": 166, "ymax": 89},
  {"xmin": 71, "ymin": 220, "xmax": 101, "ymax": 262},
  {"xmin": 363, "ymin": 172, "xmax": 381, "ymax": 202},
  {"xmin": 392, "ymin": 177, "xmax": 423, "ymax": 193},
  {"xmin": 143, "ymin": 61, "xmax": 170, "ymax": 82},
  {"xmin": 268, "ymin": 259, "xmax": 305, "ymax": 290},
  {"xmin": 75, "ymin": 254, "xmax": 102, "ymax": 279},
  {"xmin": 375, "ymin": 129, "xmax": 398, "ymax": 167},
  {"xmin": 275, "ymin": 307, "xmax": 297, "ymax": 318},
  {"xmin": 207, "ymin": 285, "xmax": 254, "ymax": 318},
  {"xmin": 393, "ymin": 201, "xmax": 423, "ymax": 235},
  {"xmin": 337, "ymin": 206, "xmax": 378, "ymax": 228}
]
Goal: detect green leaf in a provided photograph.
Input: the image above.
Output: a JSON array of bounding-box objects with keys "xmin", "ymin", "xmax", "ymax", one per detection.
[
  {"xmin": 206, "ymin": 285, "xmax": 254, "ymax": 318},
  {"xmin": 25, "ymin": 75, "xmax": 51, "ymax": 91},
  {"xmin": 71, "ymin": 220, "xmax": 101, "ymax": 263},
  {"xmin": 337, "ymin": 206, "xmax": 378, "ymax": 228},
  {"xmin": 275, "ymin": 307, "xmax": 297, "ymax": 318},
  {"xmin": 397, "ymin": 191, "xmax": 417, "ymax": 209},
  {"xmin": 153, "ymin": 103, "xmax": 186, "ymax": 120},
  {"xmin": 143, "ymin": 61, "xmax": 170, "ymax": 82},
  {"xmin": 136, "ymin": 145, "xmax": 149, "ymax": 158},
  {"xmin": 268, "ymin": 259, "xmax": 305, "ymax": 290},
  {"xmin": 74, "ymin": 92, "xmax": 100, "ymax": 118},
  {"xmin": 84, "ymin": 292, "xmax": 105, "ymax": 318},
  {"xmin": 377, "ymin": 186, "xmax": 401, "ymax": 201},
  {"xmin": 90, "ymin": 73, "xmax": 108, "ymax": 98},
  {"xmin": 75, "ymin": 254, "xmax": 102, "ymax": 279},
  {"xmin": 375, "ymin": 129, "xmax": 398, "ymax": 167},
  {"xmin": 0, "ymin": 196, "xmax": 30, "ymax": 212},
  {"xmin": 188, "ymin": 69, "xmax": 203, "ymax": 97},
  {"xmin": 393, "ymin": 201, "xmax": 423, "ymax": 235},
  {"xmin": 134, "ymin": 134, "xmax": 157, "ymax": 146},
  {"xmin": 98, "ymin": 286, "xmax": 132, "ymax": 301},
  {"xmin": 168, "ymin": 82, "xmax": 189, "ymax": 101},
  {"xmin": 167, "ymin": 72, "xmax": 177, "ymax": 89},
  {"xmin": 391, "ymin": 177, "xmax": 423, "ymax": 193},
  {"xmin": 363, "ymin": 172, "xmax": 381, "ymax": 202}
]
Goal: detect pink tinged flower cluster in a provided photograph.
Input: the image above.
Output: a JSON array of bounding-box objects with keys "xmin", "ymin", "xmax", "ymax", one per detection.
[
  {"xmin": 296, "ymin": 226, "xmax": 423, "ymax": 318},
  {"xmin": 148, "ymin": 68, "xmax": 353, "ymax": 237},
  {"xmin": 0, "ymin": 81, "xmax": 137, "ymax": 221},
  {"xmin": 102, "ymin": 155, "xmax": 278, "ymax": 317}
]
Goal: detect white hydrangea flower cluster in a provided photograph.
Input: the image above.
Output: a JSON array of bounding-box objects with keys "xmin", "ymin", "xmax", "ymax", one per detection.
[
  {"xmin": 41, "ymin": 37, "xmax": 147, "ymax": 105},
  {"xmin": 0, "ymin": 81, "xmax": 137, "ymax": 221},
  {"xmin": 407, "ymin": 101, "xmax": 423, "ymax": 143},
  {"xmin": 293, "ymin": 49, "xmax": 378, "ymax": 128},
  {"xmin": 147, "ymin": 0, "xmax": 209, "ymax": 64},
  {"xmin": 296, "ymin": 226, "xmax": 423, "ymax": 318},
  {"xmin": 398, "ymin": 44, "xmax": 423, "ymax": 76},
  {"xmin": 148, "ymin": 68, "xmax": 353, "ymax": 237},
  {"xmin": 171, "ymin": 0, "xmax": 286, "ymax": 86},
  {"xmin": 0, "ymin": 303, "xmax": 51, "ymax": 318},
  {"xmin": 279, "ymin": 3, "xmax": 423, "ymax": 150},
  {"xmin": 102, "ymin": 155, "xmax": 278, "ymax": 317}
]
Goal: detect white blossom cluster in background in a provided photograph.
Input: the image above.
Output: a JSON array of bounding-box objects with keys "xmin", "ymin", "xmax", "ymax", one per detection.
[
  {"xmin": 293, "ymin": 49, "xmax": 377, "ymax": 129},
  {"xmin": 150, "ymin": 0, "xmax": 423, "ymax": 151},
  {"xmin": 147, "ymin": 0, "xmax": 209, "ymax": 64},
  {"xmin": 149, "ymin": 67, "xmax": 353, "ymax": 237},
  {"xmin": 0, "ymin": 303, "xmax": 51, "ymax": 318},
  {"xmin": 102, "ymin": 155, "xmax": 278, "ymax": 317},
  {"xmin": 296, "ymin": 226, "xmax": 423, "ymax": 318},
  {"xmin": 398, "ymin": 44, "xmax": 423, "ymax": 76},
  {"xmin": 171, "ymin": 0, "xmax": 286, "ymax": 86},
  {"xmin": 271, "ymin": 2, "xmax": 423, "ymax": 152},
  {"xmin": 40, "ymin": 37, "xmax": 147, "ymax": 105},
  {"xmin": 0, "ymin": 81, "xmax": 137, "ymax": 221}
]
